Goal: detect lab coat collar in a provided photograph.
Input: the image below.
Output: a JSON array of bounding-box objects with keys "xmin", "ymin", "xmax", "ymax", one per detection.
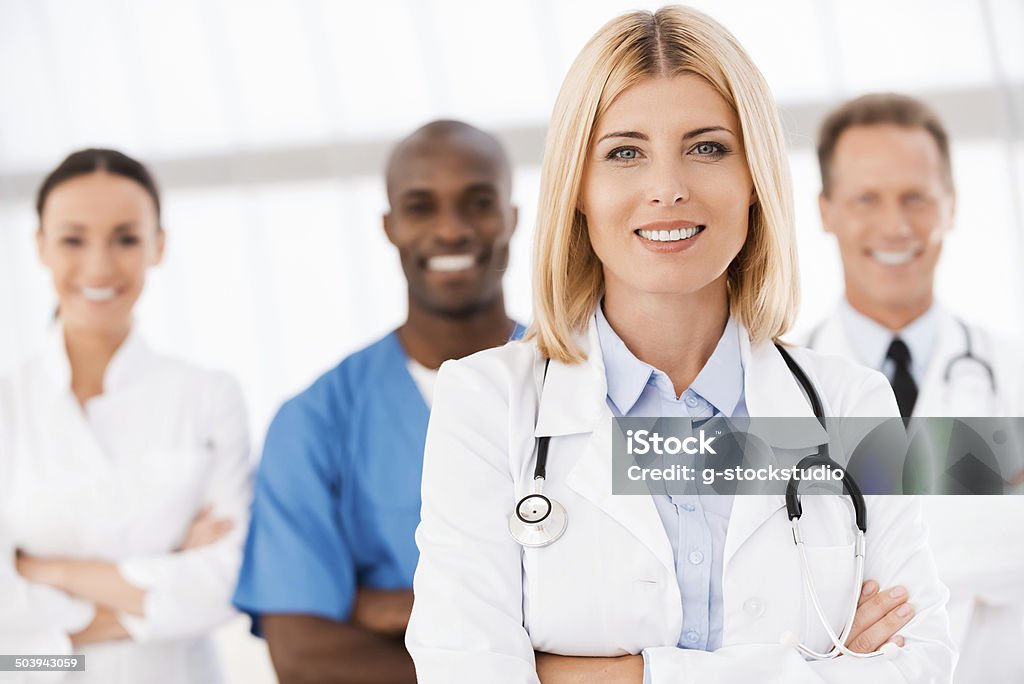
[
  {"xmin": 41, "ymin": 320, "xmax": 151, "ymax": 394},
  {"xmin": 534, "ymin": 315, "xmax": 825, "ymax": 435},
  {"xmin": 534, "ymin": 315, "xmax": 828, "ymax": 575}
]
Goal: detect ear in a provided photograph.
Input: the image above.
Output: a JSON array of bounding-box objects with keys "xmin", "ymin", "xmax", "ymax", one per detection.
[
  {"xmin": 35, "ymin": 227, "xmax": 47, "ymax": 265},
  {"xmin": 382, "ymin": 212, "xmax": 398, "ymax": 247},
  {"xmin": 153, "ymin": 227, "xmax": 167, "ymax": 266},
  {"xmin": 818, "ymin": 193, "xmax": 833, "ymax": 235}
]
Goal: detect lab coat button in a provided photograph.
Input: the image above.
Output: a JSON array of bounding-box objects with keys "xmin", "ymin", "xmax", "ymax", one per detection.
[
  {"xmin": 681, "ymin": 502, "xmax": 696, "ymax": 512},
  {"xmin": 685, "ymin": 630, "xmax": 700, "ymax": 643},
  {"xmin": 684, "ymin": 393, "xmax": 700, "ymax": 408},
  {"xmin": 743, "ymin": 597, "xmax": 766, "ymax": 618},
  {"xmin": 688, "ymin": 550, "xmax": 704, "ymax": 565}
]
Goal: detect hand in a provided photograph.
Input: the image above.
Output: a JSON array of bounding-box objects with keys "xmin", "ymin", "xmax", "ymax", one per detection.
[
  {"xmin": 15, "ymin": 550, "xmax": 67, "ymax": 587},
  {"xmin": 69, "ymin": 606, "xmax": 129, "ymax": 647},
  {"xmin": 844, "ymin": 580, "xmax": 914, "ymax": 653},
  {"xmin": 179, "ymin": 505, "xmax": 234, "ymax": 551},
  {"xmin": 350, "ymin": 588, "xmax": 414, "ymax": 637},
  {"xmin": 535, "ymin": 652, "xmax": 644, "ymax": 683}
]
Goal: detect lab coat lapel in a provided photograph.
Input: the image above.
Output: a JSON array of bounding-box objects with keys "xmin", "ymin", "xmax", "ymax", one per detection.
[
  {"xmin": 535, "ymin": 319, "xmax": 676, "ymax": 576},
  {"xmin": 806, "ymin": 309, "xmax": 858, "ymax": 360},
  {"xmin": 914, "ymin": 309, "xmax": 964, "ymax": 417},
  {"xmin": 723, "ymin": 333, "xmax": 824, "ymax": 569}
]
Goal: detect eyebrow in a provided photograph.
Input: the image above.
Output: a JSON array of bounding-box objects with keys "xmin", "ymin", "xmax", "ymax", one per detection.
[
  {"xmin": 400, "ymin": 182, "xmax": 499, "ymax": 200},
  {"xmin": 54, "ymin": 222, "xmax": 139, "ymax": 232},
  {"xmin": 596, "ymin": 125, "xmax": 735, "ymax": 144}
]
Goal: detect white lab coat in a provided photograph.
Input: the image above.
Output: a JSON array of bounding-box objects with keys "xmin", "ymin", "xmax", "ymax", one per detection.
[
  {"xmin": 0, "ymin": 325, "xmax": 252, "ymax": 683},
  {"xmin": 808, "ymin": 305, "xmax": 1024, "ymax": 683},
  {"xmin": 407, "ymin": 318, "xmax": 956, "ymax": 683}
]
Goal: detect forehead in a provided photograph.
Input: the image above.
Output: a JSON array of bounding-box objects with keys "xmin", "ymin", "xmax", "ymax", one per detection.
[
  {"xmin": 831, "ymin": 124, "xmax": 946, "ymax": 189},
  {"xmin": 42, "ymin": 172, "xmax": 157, "ymax": 224},
  {"xmin": 595, "ymin": 75, "xmax": 739, "ymax": 135},
  {"xmin": 389, "ymin": 140, "xmax": 507, "ymax": 196}
]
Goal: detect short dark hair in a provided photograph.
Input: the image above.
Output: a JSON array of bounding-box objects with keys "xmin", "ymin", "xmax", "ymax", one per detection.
[
  {"xmin": 817, "ymin": 93, "xmax": 953, "ymax": 197},
  {"xmin": 36, "ymin": 148, "xmax": 162, "ymax": 223}
]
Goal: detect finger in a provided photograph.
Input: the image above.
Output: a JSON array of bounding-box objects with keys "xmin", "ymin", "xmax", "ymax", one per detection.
[
  {"xmin": 857, "ymin": 580, "xmax": 879, "ymax": 608},
  {"xmin": 847, "ymin": 602, "xmax": 915, "ymax": 654},
  {"xmin": 888, "ymin": 635, "xmax": 905, "ymax": 648},
  {"xmin": 847, "ymin": 586, "xmax": 908, "ymax": 646},
  {"xmin": 191, "ymin": 505, "xmax": 214, "ymax": 523}
]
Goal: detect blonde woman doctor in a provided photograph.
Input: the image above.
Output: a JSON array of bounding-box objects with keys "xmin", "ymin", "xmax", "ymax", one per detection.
[
  {"xmin": 0, "ymin": 149, "xmax": 251, "ymax": 683},
  {"xmin": 406, "ymin": 7, "xmax": 955, "ymax": 684}
]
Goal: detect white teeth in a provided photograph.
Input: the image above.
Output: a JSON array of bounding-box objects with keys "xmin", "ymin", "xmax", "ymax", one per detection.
[
  {"xmin": 870, "ymin": 249, "xmax": 916, "ymax": 266},
  {"xmin": 427, "ymin": 254, "xmax": 476, "ymax": 272},
  {"xmin": 82, "ymin": 287, "xmax": 116, "ymax": 301},
  {"xmin": 637, "ymin": 226, "xmax": 702, "ymax": 242}
]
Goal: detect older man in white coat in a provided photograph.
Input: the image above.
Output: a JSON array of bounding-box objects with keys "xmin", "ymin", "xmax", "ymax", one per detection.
[{"xmin": 807, "ymin": 92, "xmax": 1024, "ymax": 683}]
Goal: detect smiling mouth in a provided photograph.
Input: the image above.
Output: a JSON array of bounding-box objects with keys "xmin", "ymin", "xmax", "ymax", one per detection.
[
  {"xmin": 868, "ymin": 249, "xmax": 919, "ymax": 266},
  {"xmin": 425, "ymin": 254, "xmax": 477, "ymax": 272},
  {"xmin": 81, "ymin": 287, "xmax": 118, "ymax": 302},
  {"xmin": 635, "ymin": 226, "xmax": 705, "ymax": 242}
]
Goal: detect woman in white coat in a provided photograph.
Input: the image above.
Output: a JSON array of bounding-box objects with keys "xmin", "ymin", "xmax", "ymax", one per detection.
[
  {"xmin": 406, "ymin": 7, "xmax": 955, "ymax": 684},
  {"xmin": 0, "ymin": 149, "xmax": 251, "ymax": 683}
]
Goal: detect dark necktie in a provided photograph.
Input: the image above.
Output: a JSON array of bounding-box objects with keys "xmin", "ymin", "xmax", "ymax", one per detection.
[{"xmin": 886, "ymin": 338, "xmax": 918, "ymax": 421}]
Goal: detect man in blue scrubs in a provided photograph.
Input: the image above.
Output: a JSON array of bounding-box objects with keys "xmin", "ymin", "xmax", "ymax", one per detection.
[{"xmin": 233, "ymin": 120, "xmax": 523, "ymax": 684}]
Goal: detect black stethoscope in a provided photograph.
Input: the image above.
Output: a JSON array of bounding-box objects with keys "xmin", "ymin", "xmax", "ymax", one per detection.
[
  {"xmin": 808, "ymin": 317, "xmax": 997, "ymax": 394},
  {"xmin": 509, "ymin": 346, "xmax": 895, "ymax": 660},
  {"xmin": 944, "ymin": 319, "xmax": 997, "ymax": 393}
]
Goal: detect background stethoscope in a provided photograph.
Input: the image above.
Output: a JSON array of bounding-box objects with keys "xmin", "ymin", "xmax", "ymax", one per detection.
[
  {"xmin": 807, "ymin": 316, "xmax": 997, "ymax": 394},
  {"xmin": 944, "ymin": 319, "xmax": 997, "ymax": 392},
  {"xmin": 510, "ymin": 348, "xmax": 899, "ymax": 661}
]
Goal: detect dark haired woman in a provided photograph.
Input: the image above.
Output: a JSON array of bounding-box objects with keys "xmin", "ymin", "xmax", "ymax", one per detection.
[{"xmin": 0, "ymin": 149, "xmax": 252, "ymax": 683}]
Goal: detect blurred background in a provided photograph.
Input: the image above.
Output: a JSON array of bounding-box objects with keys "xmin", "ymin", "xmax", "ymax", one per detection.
[{"xmin": 1, "ymin": 0, "xmax": 1021, "ymax": 681}]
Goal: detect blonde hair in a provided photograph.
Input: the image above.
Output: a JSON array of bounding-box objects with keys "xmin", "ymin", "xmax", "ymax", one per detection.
[{"xmin": 528, "ymin": 5, "xmax": 798, "ymax": 362}]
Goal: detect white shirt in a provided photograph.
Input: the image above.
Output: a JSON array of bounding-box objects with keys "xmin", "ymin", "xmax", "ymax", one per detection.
[
  {"xmin": 406, "ymin": 358, "xmax": 438, "ymax": 408},
  {"xmin": 836, "ymin": 299, "xmax": 939, "ymax": 386},
  {"xmin": 0, "ymin": 325, "xmax": 252, "ymax": 683}
]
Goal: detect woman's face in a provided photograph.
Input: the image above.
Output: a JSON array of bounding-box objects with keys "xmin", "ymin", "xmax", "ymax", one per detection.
[
  {"xmin": 37, "ymin": 171, "xmax": 164, "ymax": 335},
  {"xmin": 580, "ymin": 75, "xmax": 754, "ymax": 301}
]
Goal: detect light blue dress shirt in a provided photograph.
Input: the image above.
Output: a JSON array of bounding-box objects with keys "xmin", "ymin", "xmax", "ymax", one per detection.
[
  {"xmin": 839, "ymin": 299, "xmax": 939, "ymax": 384},
  {"xmin": 594, "ymin": 306, "xmax": 747, "ymax": 665}
]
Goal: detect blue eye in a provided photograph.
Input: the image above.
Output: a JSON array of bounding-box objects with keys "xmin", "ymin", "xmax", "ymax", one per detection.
[
  {"xmin": 607, "ymin": 146, "xmax": 641, "ymax": 161},
  {"xmin": 692, "ymin": 141, "xmax": 727, "ymax": 158}
]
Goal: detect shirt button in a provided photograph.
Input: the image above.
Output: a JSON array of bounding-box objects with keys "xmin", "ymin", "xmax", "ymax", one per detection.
[
  {"xmin": 685, "ymin": 630, "xmax": 700, "ymax": 643},
  {"xmin": 743, "ymin": 597, "xmax": 766, "ymax": 618},
  {"xmin": 684, "ymin": 393, "xmax": 700, "ymax": 408},
  {"xmin": 681, "ymin": 502, "xmax": 696, "ymax": 512},
  {"xmin": 688, "ymin": 550, "xmax": 704, "ymax": 565}
]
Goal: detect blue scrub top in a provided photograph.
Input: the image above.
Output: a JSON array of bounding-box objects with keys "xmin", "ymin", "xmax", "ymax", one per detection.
[{"xmin": 233, "ymin": 326, "xmax": 523, "ymax": 634}]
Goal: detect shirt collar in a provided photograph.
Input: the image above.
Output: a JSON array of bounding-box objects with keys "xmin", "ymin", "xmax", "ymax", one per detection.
[
  {"xmin": 594, "ymin": 304, "xmax": 744, "ymax": 415},
  {"xmin": 839, "ymin": 298, "xmax": 940, "ymax": 374},
  {"xmin": 41, "ymin": 320, "xmax": 150, "ymax": 393}
]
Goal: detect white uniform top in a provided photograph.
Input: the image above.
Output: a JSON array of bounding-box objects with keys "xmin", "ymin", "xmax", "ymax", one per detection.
[
  {"xmin": 407, "ymin": 317, "xmax": 956, "ymax": 683},
  {"xmin": 0, "ymin": 324, "xmax": 252, "ymax": 683},
  {"xmin": 808, "ymin": 301, "xmax": 1024, "ymax": 684}
]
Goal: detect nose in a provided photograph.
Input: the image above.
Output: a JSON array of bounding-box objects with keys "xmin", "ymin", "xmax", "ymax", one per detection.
[
  {"xmin": 433, "ymin": 207, "xmax": 474, "ymax": 246},
  {"xmin": 876, "ymin": 202, "xmax": 915, "ymax": 241},
  {"xmin": 648, "ymin": 161, "xmax": 690, "ymax": 206},
  {"xmin": 81, "ymin": 243, "xmax": 116, "ymax": 283}
]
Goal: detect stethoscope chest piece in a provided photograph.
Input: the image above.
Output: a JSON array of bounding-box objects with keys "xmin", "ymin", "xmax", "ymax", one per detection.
[{"xmin": 508, "ymin": 492, "xmax": 567, "ymax": 548}]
